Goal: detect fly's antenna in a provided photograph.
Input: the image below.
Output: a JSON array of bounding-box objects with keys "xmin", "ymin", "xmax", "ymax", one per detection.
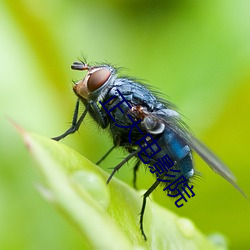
[{"xmin": 71, "ymin": 61, "xmax": 89, "ymax": 71}]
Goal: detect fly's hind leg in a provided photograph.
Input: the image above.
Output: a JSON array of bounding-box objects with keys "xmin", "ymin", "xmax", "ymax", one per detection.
[
  {"xmin": 132, "ymin": 159, "xmax": 141, "ymax": 189},
  {"xmin": 140, "ymin": 178, "xmax": 162, "ymax": 240}
]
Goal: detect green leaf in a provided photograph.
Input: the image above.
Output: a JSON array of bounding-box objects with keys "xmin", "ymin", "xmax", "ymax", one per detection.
[{"xmin": 19, "ymin": 128, "xmax": 226, "ymax": 250}]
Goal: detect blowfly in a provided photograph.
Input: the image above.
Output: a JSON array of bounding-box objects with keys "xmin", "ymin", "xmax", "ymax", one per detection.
[{"xmin": 52, "ymin": 60, "xmax": 247, "ymax": 240}]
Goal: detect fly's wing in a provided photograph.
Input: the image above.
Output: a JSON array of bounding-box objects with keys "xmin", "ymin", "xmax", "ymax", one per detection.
[
  {"xmin": 180, "ymin": 131, "xmax": 248, "ymax": 198},
  {"xmin": 150, "ymin": 109, "xmax": 248, "ymax": 199}
]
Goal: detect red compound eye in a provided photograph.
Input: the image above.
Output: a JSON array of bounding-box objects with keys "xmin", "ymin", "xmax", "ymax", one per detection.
[{"xmin": 87, "ymin": 68, "xmax": 111, "ymax": 92}]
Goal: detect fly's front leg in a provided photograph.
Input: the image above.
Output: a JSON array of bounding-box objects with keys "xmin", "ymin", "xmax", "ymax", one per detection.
[{"xmin": 52, "ymin": 99, "xmax": 89, "ymax": 141}]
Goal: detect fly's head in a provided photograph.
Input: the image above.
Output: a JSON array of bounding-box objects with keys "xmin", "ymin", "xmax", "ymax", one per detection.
[{"xmin": 72, "ymin": 61, "xmax": 116, "ymax": 101}]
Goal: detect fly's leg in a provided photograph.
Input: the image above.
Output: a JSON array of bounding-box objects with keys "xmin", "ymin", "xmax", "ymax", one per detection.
[
  {"xmin": 132, "ymin": 159, "xmax": 141, "ymax": 189},
  {"xmin": 140, "ymin": 178, "xmax": 162, "ymax": 240},
  {"xmin": 96, "ymin": 145, "xmax": 116, "ymax": 165},
  {"xmin": 107, "ymin": 148, "xmax": 141, "ymax": 184},
  {"xmin": 52, "ymin": 100, "xmax": 89, "ymax": 141}
]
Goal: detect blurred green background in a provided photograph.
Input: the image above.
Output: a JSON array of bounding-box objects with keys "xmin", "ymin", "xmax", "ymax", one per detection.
[{"xmin": 0, "ymin": 0, "xmax": 250, "ymax": 249}]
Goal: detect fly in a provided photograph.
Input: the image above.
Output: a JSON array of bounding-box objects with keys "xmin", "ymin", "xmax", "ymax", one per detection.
[{"xmin": 52, "ymin": 60, "xmax": 247, "ymax": 240}]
